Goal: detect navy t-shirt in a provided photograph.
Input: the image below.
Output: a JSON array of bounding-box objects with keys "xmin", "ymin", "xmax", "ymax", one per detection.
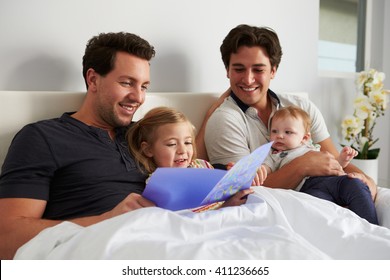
[{"xmin": 0, "ymin": 113, "xmax": 147, "ymax": 220}]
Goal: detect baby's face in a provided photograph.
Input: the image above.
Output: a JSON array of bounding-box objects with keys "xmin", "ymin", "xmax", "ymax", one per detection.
[{"xmin": 269, "ymin": 116, "xmax": 307, "ymax": 151}]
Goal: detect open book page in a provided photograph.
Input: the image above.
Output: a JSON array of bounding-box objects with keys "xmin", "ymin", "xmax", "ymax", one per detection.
[{"xmin": 201, "ymin": 142, "xmax": 272, "ymax": 205}]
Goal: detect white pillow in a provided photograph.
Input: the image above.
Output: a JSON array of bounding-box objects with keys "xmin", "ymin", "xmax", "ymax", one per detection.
[{"xmin": 375, "ymin": 187, "xmax": 390, "ymax": 228}]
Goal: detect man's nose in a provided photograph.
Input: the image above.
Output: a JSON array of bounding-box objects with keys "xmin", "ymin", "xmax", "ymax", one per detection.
[
  {"xmin": 128, "ymin": 87, "xmax": 145, "ymax": 104},
  {"xmin": 242, "ymin": 70, "xmax": 255, "ymax": 84}
]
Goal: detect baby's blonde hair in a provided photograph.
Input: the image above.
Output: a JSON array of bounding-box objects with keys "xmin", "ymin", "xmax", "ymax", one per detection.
[
  {"xmin": 127, "ymin": 106, "xmax": 197, "ymax": 173},
  {"xmin": 271, "ymin": 106, "xmax": 311, "ymax": 133}
]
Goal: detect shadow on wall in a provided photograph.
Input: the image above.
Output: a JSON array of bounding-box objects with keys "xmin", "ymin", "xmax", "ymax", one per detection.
[
  {"xmin": 5, "ymin": 54, "xmax": 77, "ymax": 91},
  {"xmin": 149, "ymin": 52, "xmax": 191, "ymax": 92}
]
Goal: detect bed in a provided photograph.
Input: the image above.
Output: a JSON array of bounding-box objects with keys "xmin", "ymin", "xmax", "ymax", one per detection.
[{"xmin": 1, "ymin": 90, "xmax": 390, "ymax": 260}]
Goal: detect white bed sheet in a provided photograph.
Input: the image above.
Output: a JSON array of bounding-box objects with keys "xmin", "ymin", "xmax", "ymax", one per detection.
[{"xmin": 15, "ymin": 187, "xmax": 390, "ymax": 260}]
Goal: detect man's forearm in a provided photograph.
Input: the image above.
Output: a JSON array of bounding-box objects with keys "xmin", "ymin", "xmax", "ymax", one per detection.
[
  {"xmin": 0, "ymin": 212, "xmax": 109, "ymax": 259},
  {"xmin": 0, "ymin": 217, "xmax": 61, "ymax": 259},
  {"xmin": 263, "ymin": 163, "xmax": 304, "ymax": 189}
]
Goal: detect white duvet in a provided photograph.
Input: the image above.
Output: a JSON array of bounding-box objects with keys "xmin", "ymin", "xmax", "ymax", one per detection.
[{"xmin": 15, "ymin": 187, "xmax": 390, "ymax": 260}]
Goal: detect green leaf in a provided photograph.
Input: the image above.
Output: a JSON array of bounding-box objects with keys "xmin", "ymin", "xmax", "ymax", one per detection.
[
  {"xmin": 367, "ymin": 148, "xmax": 380, "ymax": 159},
  {"xmin": 360, "ymin": 141, "xmax": 370, "ymax": 159},
  {"xmin": 355, "ymin": 152, "xmax": 365, "ymax": 159},
  {"xmin": 356, "ymin": 148, "xmax": 380, "ymax": 159}
]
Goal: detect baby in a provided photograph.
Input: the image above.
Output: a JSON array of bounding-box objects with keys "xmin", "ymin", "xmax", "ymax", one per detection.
[{"xmin": 262, "ymin": 106, "xmax": 378, "ymax": 224}]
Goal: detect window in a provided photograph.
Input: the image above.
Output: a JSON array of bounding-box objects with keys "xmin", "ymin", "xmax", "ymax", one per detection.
[{"xmin": 318, "ymin": 0, "xmax": 366, "ymax": 73}]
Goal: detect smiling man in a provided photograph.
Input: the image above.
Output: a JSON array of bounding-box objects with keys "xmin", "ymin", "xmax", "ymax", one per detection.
[
  {"xmin": 204, "ymin": 24, "xmax": 376, "ymax": 197},
  {"xmin": 0, "ymin": 32, "xmax": 156, "ymax": 259}
]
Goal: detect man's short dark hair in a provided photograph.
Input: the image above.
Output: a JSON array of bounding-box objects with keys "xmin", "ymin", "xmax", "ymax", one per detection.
[
  {"xmin": 82, "ymin": 32, "xmax": 155, "ymax": 88},
  {"xmin": 220, "ymin": 24, "xmax": 282, "ymax": 70}
]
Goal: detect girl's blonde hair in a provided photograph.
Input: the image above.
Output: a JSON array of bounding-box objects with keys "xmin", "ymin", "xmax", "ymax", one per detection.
[
  {"xmin": 127, "ymin": 106, "xmax": 197, "ymax": 174},
  {"xmin": 271, "ymin": 106, "xmax": 311, "ymax": 133}
]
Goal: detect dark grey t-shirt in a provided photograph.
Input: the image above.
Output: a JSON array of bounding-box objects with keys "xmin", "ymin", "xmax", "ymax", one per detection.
[{"xmin": 0, "ymin": 113, "xmax": 147, "ymax": 220}]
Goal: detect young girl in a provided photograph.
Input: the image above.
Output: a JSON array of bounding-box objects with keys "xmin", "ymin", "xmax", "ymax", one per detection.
[
  {"xmin": 127, "ymin": 106, "xmax": 253, "ymax": 211},
  {"xmin": 262, "ymin": 106, "xmax": 378, "ymax": 224}
]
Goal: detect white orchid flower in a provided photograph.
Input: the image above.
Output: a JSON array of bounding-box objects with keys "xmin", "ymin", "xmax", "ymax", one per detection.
[
  {"xmin": 342, "ymin": 69, "xmax": 388, "ymax": 159},
  {"xmin": 354, "ymin": 96, "xmax": 373, "ymax": 119},
  {"xmin": 356, "ymin": 71, "xmax": 368, "ymax": 89},
  {"xmin": 341, "ymin": 116, "xmax": 364, "ymax": 141},
  {"xmin": 370, "ymin": 91, "xmax": 386, "ymax": 110}
]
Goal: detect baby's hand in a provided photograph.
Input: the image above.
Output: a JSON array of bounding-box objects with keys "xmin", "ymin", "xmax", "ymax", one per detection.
[
  {"xmin": 226, "ymin": 162, "xmax": 267, "ymax": 186},
  {"xmin": 342, "ymin": 146, "xmax": 358, "ymax": 160},
  {"xmin": 252, "ymin": 165, "xmax": 268, "ymax": 186},
  {"xmin": 221, "ymin": 188, "xmax": 254, "ymax": 207},
  {"xmin": 226, "ymin": 162, "xmax": 235, "ymax": 170},
  {"xmin": 339, "ymin": 146, "xmax": 358, "ymax": 168}
]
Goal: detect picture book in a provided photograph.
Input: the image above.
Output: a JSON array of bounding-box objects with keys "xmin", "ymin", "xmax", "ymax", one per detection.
[{"xmin": 142, "ymin": 142, "xmax": 272, "ymax": 211}]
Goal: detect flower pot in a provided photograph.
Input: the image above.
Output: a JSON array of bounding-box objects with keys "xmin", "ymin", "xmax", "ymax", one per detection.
[{"xmin": 351, "ymin": 158, "xmax": 378, "ymax": 184}]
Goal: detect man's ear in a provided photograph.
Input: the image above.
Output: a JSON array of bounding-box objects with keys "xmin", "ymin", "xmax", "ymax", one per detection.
[
  {"xmin": 86, "ymin": 68, "xmax": 98, "ymax": 91},
  {"xmin": 270, "ymin": 66, "xmax": 277, "ymax": 79},
  {"xmin": 141, "ymin": 141, "xmax": 153, "ymax": 158}
]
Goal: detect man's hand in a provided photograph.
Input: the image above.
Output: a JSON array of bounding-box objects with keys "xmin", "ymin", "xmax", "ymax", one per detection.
[
  {"xmin": 297, "ymin": 150, "xmax": 344, "ymax": 177},
  {"xmin": 347, "ymin": 172, "xmax": 377, "ymax": 201},
  {"xmin": 103, "ymin": 193, "xmax": 155, "ymax": 219}
]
